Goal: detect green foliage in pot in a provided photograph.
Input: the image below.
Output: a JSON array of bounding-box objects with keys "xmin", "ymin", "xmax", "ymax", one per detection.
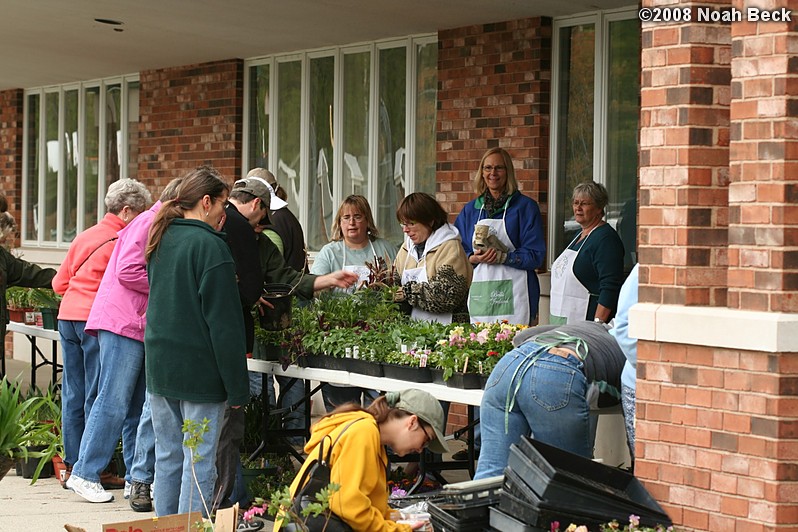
[
  {"xmin": 28, "ymin": 288, "xmax": 62, "ymax": 309},
  {"xmin": 5, "ymin": 287, "xmax": 34, "ymax": 310},
  {"xmin": 0, "ymin": 377, "xmax": 61, "ymax": 483}
]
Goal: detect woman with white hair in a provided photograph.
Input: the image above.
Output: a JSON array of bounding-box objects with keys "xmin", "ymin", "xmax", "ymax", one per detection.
[{"xmin": 56, "ymin": 178, "xmax": 152, "ymax": 503}]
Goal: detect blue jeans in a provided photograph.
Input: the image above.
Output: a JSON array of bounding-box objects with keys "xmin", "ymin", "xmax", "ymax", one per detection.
[
  {"xmin": 474, "ymin": 342, "xmax": 590, "ymax": 479},
  {"xmin": 150, "ymin": 395, "xmax": 226, "ymax": 517},
  {"xmin": 130, "ymin": 392, "xmax": 156, "ymax": 484},
  {"xmin": 59, "ymin": 320, "xmax": 101, "ymax": 467},
  {"xmin": 266, "ymin": 375, "xmax": 307, "ymax": 446},
  {"xmin": 73, "ymin": 331, "xmax": 147, "ymax": 482}
]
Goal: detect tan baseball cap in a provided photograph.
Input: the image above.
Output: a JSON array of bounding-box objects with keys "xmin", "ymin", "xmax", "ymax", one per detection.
[
  {"xmin": 246, "ymin": 168, "xmax": 288, "ymax": 210},
  {"xmin": 387, "ymin": 389, "xmax": 449, "ymax": 454}
]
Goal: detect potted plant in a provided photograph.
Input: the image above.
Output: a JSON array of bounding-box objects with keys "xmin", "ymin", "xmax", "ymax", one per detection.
[
  {"xmin": 29, "ymin": 288, "xmax": 61, "ymax": 330},
  {"xmin": 0, "ymin": 377, "xmax": 60, "ymax": 483},
  {"xmin": 5, "ymin": 287, "xmax": 33, "ymax": 323}
]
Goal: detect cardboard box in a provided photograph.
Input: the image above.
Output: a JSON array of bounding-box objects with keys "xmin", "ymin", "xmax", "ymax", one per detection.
[
  {"xmin": 100, "ymin": 505, "xmax": 238, "ymax": 532},
  {"xmin": 102, "ymin": 511, "xmax": 204, "ymax": 532}
]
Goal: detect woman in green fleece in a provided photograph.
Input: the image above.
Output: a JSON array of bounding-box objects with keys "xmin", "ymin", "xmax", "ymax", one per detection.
[{"xmin": 144, "ymin": 166, "xmax": 249, "ymax": 517}]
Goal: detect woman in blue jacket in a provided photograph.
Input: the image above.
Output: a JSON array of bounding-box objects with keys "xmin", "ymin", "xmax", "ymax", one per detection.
[{"xmin": 454, "ymin": 147, "xmax": 546, "ymax": 325}]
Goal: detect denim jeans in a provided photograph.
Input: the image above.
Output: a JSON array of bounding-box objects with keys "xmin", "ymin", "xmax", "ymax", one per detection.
[
  {"xmin": 130, "ymin": 392, "xmax": 156, "ymax": 484},
  {"xmin": 266, "ymin": 375, "xmax": 307, "ymax": 446},
  {"xmin": 621, "ymin": 383, "xmax": 636, "ymax": 461},
  {"xmin": 72, "ymin": 331, "xmax": 147, "ymax": 482},
  {"xmin": 474, "ymin": 342, "xmax": 590, "ymax": 480},
  {"xmin": 150, "ymin": 395, "xmax": 226, "ymax": 517},
  {"xmin": 58, "ymin": 320, "xmax": 101, "ymax": 467}
]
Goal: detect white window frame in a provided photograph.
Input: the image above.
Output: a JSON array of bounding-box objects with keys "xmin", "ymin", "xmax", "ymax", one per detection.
[
  {"xmin": 548, "ymin": 6, "xmax": 638, "ymax": 265},
  {"xmin": 22, "ymin": 74, "xmax": 139, "ymax": 248},
  {"xmin": 242, "ymin": 34, "xmax": 435, "ymax": 248}
]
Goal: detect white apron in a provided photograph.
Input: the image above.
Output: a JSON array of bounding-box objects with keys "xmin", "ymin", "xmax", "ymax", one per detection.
[
  {"xmin": 401, "ymin": 243, "xmax": 453, "ymax": 325},
  {"xmin": 549, "ymin": 228, "xmax": 596, "ymax": 325},
  {"xmin": 467, "ymin": 208, "xmax": 529, "ymax": 325},
  {"xmin": 342, "ymin": 240, "xmax": 377, "ymax": 293}
]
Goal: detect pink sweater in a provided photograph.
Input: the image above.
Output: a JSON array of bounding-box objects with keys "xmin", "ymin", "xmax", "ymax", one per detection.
[
  {"xmin": 85, "ymin": 202, "xmax": 161, "ymax": 342},
  {"xmin": 53, "ymin": 213, "xmax": 126, "ymax": 321}
]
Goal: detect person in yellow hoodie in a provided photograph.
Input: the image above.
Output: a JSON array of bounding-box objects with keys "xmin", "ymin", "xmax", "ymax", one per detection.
[{"xmin": 274, "ymin": 389, "xmax": 448, "ymax": 531}]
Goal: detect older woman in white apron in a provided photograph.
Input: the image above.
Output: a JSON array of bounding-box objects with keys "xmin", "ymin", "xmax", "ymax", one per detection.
[
  {"xmin": 393, "ymin": 193, "xmax": 472, "ymax": 325},
  {"xmin": 455, "ymin": 147, "xmax": 546, "ymax": 326},
  {"xmin": 550, "ymin": 181, "xmax": 625, "ymax": 325},
  {"xmin": 311, "ymin": 195, "xmax": 396, "ymax": 411}
]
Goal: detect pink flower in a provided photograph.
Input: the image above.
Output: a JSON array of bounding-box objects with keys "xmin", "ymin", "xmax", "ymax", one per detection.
[
  {"xmin": 475, "ymin": 329, "xmax": 490, "ymax": 344},
  {"xmin": 243, "ymin": 505, "xmax": 266, "ymax": 521}
]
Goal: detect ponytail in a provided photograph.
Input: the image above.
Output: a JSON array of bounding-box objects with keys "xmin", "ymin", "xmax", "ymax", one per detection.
[{"xmin": 145, "ymin": 166, "xmax": 229, "ymax": 261}]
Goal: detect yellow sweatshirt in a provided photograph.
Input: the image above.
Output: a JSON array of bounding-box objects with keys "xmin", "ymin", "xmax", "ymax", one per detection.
[{"xmin": 273, "ymin": 411, "xmax": 411, "ymax": 532}]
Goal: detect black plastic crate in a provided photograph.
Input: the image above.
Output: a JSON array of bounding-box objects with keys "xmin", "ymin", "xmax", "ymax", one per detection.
[
  {"xmin": 488, "ymin": 506, "xmax": 544, "ymax": 532},
  {"xmin": 429, "ymin": 501, "xmax": 490, "ymax": 532},
  {"xmin": 507, "ymin": 437, "xmax": 671, "ymax": 527},
  {"xmin": 439, "ymin": 476, "xmax": 503, "ymax": 508}
]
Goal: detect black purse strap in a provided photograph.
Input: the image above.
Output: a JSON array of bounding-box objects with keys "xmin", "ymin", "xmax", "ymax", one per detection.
[{"xmin": 294, "ymin": 417, "xmax": 364, "ymax": 493}]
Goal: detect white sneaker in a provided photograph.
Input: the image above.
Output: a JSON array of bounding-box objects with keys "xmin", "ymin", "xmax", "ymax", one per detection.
[
  {"xmin": 124, "ymin": 481, "xmax": 132, "ymax": 499},
  {"xmin": 66, "ymin": 474, "xmax": 114, "ymax": 503}
]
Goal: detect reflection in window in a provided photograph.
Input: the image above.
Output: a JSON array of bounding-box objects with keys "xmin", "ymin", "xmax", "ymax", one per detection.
[
  {"xmin": 607, "ymin": 19, "xmax": 640, "ymax": 271},
  {"xmin": 551, "ymin": 12, "xmax": 639, "ymax": 273},
  {"xmin": 414, "ymin": 41, "xmax": 438, "ymax": 196},
  {"xmin": 342, "ymin": 52, "xmax": 370, "ymax": 200},
  {"xmin": 62, "ymin": 89, "xmax": 79, "ymax": 242},
  {"xmin": 44, "ymin": 92, "xmax": 59, "ymax": 242},
  {"xmin": 84, "ymin": 87, "xmax": 101, "ymax": 229},
  {"xmin": 25, "ymin": 94, "xmax": 40, "ymax": 241},
  {"xmin": 377, "ymin": 47, "xmax": 406, "ymax": 246},
  {"xmin": 277, "ymin": 60, "xmax": 301, "ymax": 216},
  {"xmin": 308, "ymin": 56, "xmax": 335, "ymax": 249},
  {"xmin": 248, "ymin": 65, "xmax": 269, "ymax": 170},
  {"xmin": 23, "ymin": 75, "xmax": 139, "ymax": 246}
]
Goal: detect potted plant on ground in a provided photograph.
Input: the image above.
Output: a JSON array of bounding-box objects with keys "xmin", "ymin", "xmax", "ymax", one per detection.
[{"xmin": 0, "ymin": 377, "xmax": 60, "ymax": 483}]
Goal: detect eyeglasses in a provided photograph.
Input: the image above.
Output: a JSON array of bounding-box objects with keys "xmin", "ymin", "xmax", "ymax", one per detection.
[
  {"xmin": 419, "ymin": 424, "xmax": 435, "ymax": 448},
  {"xmin": 399, "ymin": 221, "xmax": 417, "ymax": 228},
  {"xmin": 572, "ymin": 200, "xmax": 595, "ymax": 208},
  {"xmin": 482, "ymin": 165, "xmax": 507, "ymax": 173},
  {"xmin": 341, "ymin": 214, "xmax": 364, "ymax": 223}
]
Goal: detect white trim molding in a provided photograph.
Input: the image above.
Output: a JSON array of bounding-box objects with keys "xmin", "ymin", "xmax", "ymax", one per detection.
[{"xmin": 629, "ymin": 303, "xmax": 798, "ymax": 353}]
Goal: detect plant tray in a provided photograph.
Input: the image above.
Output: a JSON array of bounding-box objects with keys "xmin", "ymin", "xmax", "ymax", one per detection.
[
  {"xmin": 430, "ymin": 368, "xmax": 446, "ymax": 385},
  {"xmin": 428, "ymin": 501, "xmax": 490, "ymax": 532},
  {"xmin": 445, "ymin": 372, "xmax": 482, "ymax": 389},
  {"xmin": 488, "ymin": 506, "xmax": 542, "ymax": 532},
  {"xmin": 507, "ymin": 437, "xmax": 671, "ymax": 526},
  {"xmin": 439, "ymin": 476, "xmax": 503, "ymax": 507},
  {"xmin": 344, "ymin": 358, "xmax": 384, "ymax": 377},
  {"xmin": 382, "ymin": 363, "xmax": 431, "ymax": 382}
]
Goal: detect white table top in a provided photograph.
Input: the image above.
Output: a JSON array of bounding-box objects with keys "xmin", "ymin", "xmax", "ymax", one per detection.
[
  {"xmin": 7, "ymin": 321, "xmax": 61, "ymax": 341},
  {"xmin": 248, "ymin": 359, "xmax": 484, "ymax": 406}
]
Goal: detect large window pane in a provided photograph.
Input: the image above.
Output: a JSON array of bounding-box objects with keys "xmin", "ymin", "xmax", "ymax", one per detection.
[
  {"xmin": 84, "ymin": 87, "xmax": 100, "ymax": 228},
  {"xmin": 277, "ymin": 61, "xmax": 301, "ymax": 216},
  {"xmin": 377, "ymin": 47, "xmax": 406, "ymax": 246},
  {"xmin": 127, "ymin": 81, "xmax": 140, "ymax": 179},
  {"xmin": 248, "ymin": 65, "xmax": 270, "ymax": 170},
  {"xmin": 44, "ymin": 92, "xmax": 59, "ymax": 242},
  {"xmin": 342, "ymin": 52, "xmax": 370, "ymax": 199},
  {"xmin": 308, "ymin": 56, "xmax": 335, "ymax": 250},
  {"xmin": 553, "ymin": 23, "xmax": 595, "ymax": 257},
  {"xmin": 62, "ymin": 89, "xmax": 78, "ymax": 242},
  {"xmin": 414, "ymin": 41, "xmax": 437, "ymax": 197},
  {"xmin": 105, "ymin": 84, "xmax": 121, "ymax": 193},
  {"xmin": 25, "ymin": 94, "xmax": 40, "ymax": 241},
  {"xmin": 607, "ymin": 19, "xmax": 640, "ymax": 272}
]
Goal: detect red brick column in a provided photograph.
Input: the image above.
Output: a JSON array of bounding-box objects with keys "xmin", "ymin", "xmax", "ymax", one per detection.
[
  {"xmin": 727, "ymin": 3, "xmax": 798, "ymax": 313},
  {"xmin": 436, "ymin": 17, "xmax": 551, "ymax": 227},
  {"xmin": 638, "ymin": 2, "xmax": 731, "ymax": 309},
  {"xmin": 138, "ymin": 59, "xmax": 243, "ymax": 191}
]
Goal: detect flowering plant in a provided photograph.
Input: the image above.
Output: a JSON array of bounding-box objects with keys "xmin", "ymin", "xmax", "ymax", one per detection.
[
  {"xmin": 430, "ymin": 321, "xmax": 525, "ymax": 380},
  {"xmin": 550, "ymin": 514, "xmax": 675, "ymax": 532}
]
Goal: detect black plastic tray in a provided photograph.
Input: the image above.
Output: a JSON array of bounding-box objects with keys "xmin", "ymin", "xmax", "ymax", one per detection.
[
  {"xmin": 488, "ymin": 506, "xmax": 543, "ymax": 532},
  {"xmin": 429, "ymin": 501, "xmax": 490, "ymax": 532},
  {"xmin": 382, "ymin": 363, "xmax": 431, "ymax": 382},
  {"xmin": 508, "ymin": 437, "xmax": 671, "ymax": 526}
]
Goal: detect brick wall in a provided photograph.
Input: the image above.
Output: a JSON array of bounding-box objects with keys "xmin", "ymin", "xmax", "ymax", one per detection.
[
  {"xmin": 0, "ymin": 89, "xmax": 23, "ymax": 222},
  {"xmin": 436, "ymin": 17, "xmax": 552, "ymax": 228},
  {"xmin": 638, "ymin": 1, "xmax": 798, "ymax": 529},
  {"xmin": 638, "ymin": 1, "xmax": 731, "ymax": 309},
  {"xmin": 137, "ymin": 59, "xmax": 244, "ymax": 191},
  {"xmin": 727, "ymin": 0, "xmax": 798, "ymax": 312}
]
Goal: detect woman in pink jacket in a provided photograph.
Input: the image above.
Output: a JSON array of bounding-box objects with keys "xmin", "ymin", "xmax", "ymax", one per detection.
[{"xmin": 54, "ymin": 179, "xmax": 151, "ymax": 503}]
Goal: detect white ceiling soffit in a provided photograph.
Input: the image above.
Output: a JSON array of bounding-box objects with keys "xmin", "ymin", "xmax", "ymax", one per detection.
[{"xmin": 0, "ymin": 0, "xmax": 631, "ymax": 91}]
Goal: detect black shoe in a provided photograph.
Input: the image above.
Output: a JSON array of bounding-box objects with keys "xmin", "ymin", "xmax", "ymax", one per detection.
[
  {"xmin": 452, "ymin": 449, "xmax": 479, "ymax": 461},
  {"xmin": 129, "ymin": 481, "xmax": 153, "ymax": 512}
]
